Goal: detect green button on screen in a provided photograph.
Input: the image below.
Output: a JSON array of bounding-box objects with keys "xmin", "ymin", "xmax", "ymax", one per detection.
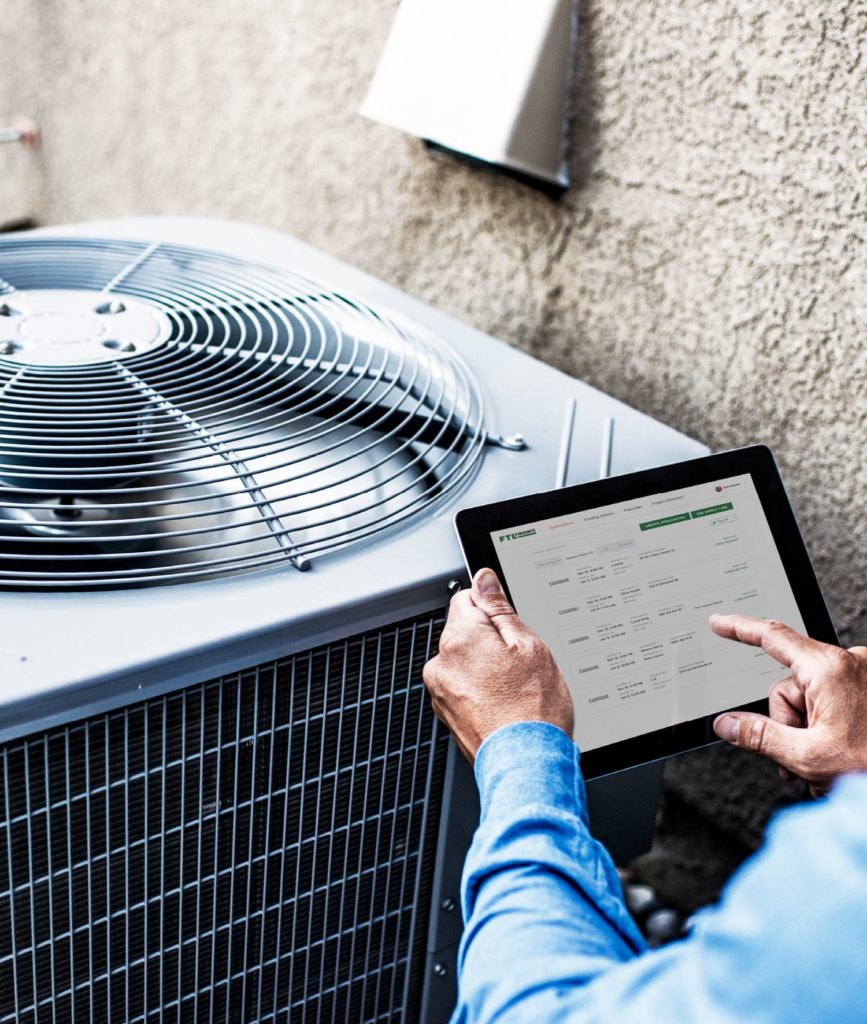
[
  {"xmin": 690, "ymin": 502, "xmax": 734, "ymax": 519},
  {"xmin": 638, "ymin": 512, "xmax": 691, "ymax": 531}
]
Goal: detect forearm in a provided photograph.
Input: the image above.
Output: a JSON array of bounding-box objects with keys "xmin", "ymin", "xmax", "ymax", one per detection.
[{"xmin": 453, "ymin": 722, "xmax": 645, "ymax": 1023}]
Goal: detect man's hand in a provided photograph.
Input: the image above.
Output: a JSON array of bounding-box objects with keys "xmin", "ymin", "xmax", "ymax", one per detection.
[
  {"xmin": 423, "ymin": 568, "xmax": 574, "ymax": 762},
  {"xmin": 711, "ymin": 614, "xmax": 867, "ymax": 795}
]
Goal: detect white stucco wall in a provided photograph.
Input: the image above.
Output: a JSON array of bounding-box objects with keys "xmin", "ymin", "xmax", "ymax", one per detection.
[
  {"xmin": 2, "ymin": 1, "xmax": 865, "ymax": 637},
  {"xmin": 1, "ymin": 0, "xmax": 865, "ymax": 893}
]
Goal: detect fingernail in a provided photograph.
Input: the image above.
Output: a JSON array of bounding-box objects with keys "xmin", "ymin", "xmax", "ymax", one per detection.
[
  {"xmin": 476, "ymin": 569, "xmax": 502, "ymax": 595},
  {"xmin": 714, "ymin": 715, "xmax": 739, "ymax": 743}
]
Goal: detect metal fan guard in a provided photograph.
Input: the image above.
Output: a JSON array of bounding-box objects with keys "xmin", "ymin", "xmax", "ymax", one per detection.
[{"xmin": 0, "ymin": 238, "xmax": 487, "ymax": 588}]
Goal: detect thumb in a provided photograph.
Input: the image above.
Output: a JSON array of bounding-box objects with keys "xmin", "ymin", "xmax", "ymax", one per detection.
[
  {"xmin": 471, "ymin": 568, "xmax": 528, "ymax": 644},
  {"xmin": 714, "ymin": 712, "xmax": 809, "ymax": 774}
]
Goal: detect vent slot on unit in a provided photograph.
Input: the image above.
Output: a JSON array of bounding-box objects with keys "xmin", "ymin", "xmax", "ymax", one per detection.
[
  {"xmin": 0, "ymin": 238, "xmax": 486, "ymax": 588},
  {"xmin": 0, "ymin": 611, "xmax": 448, "ymax": 1024}
]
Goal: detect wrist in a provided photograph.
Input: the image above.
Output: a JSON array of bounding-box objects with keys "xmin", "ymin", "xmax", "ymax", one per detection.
[
  {"xmin": 472, "ymin": 705, "xmax": 574, "ymax": 757},
  {"xmin": 474, "ymin": 721, "xmax": 586, "ymax": 824}
]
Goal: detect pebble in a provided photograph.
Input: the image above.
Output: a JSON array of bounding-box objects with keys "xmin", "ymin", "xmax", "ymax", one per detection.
[
  {"xmin": 644, "ymin": 907, "xmax": 684, "ymax": 946},
  {"xmin": 624, "ymin": 883, "xmax": 658, "ymax": 917},
  {"xmin": 624, "ymin": 882, "xmax": 686, "ymax": 946}
]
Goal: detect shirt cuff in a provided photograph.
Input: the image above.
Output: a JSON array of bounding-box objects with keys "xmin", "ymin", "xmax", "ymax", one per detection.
[{"xmin": 474, "ymin": 720, "xmax": 589, "ymax": 827}]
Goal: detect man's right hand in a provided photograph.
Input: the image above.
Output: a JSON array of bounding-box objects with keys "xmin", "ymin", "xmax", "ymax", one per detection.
[{"xmin": 711, "ymin": 614, "xmax": 867, "ymax": 795}]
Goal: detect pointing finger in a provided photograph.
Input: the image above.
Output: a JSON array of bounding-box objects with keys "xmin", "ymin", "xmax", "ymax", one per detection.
[{"xmin": 709, "ymin": 614, "xmax": 822, "ymax": 673}]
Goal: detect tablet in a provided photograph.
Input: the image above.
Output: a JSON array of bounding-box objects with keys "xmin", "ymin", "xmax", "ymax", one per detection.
[{"xmin": 454, "ymin": 445, "xmax": 837, "ymax": 778}]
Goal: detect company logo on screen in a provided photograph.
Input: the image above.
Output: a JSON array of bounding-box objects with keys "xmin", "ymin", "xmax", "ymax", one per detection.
[{"xmin": 498, "ymin": 528, "xmax": 537, "ymax": 543}]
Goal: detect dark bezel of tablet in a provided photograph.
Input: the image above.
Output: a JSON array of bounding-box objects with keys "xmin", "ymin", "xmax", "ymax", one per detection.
[{"xmin": 454, "ymin": 445, "xmax": 837, "ymax": 779}]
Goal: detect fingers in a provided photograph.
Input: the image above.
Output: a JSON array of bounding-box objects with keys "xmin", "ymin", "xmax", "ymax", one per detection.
[
  {"xmin": 768, "ymin": 679, "xmax": 806, "ymax": 780},
  {"xmin": 439, "ymin": 589, "xmax": 495, "ymax": 653},
  {"xmin": 424, "ymin": 656, "xmax": 483, "ymax": 765},
  {"xmin": 444, "ymin": 589, "xmax": 490, "ymax": 630},
  {"xmin": 439, "ymin": 572, "xmax": 519, "ymax": 655},
  {"xmin": 469, "ymin": 568, "xmax": 529, "ymax": 645},
  {"xmin": 768, "ymin": 677, "xmax": 807, "ymax": 729},
  {"xmin": 709, "ymin": 614, "xmax": 822, "ymax": 674},
  {"xmin": 713, "ymin": 711, "xmax": 811, "ymax": 776}
]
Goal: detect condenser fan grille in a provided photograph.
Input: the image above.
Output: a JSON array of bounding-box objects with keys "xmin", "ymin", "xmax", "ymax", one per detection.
[{"xmin": 0, "ymin": 238, "xmax": 486, "ymax": 588}]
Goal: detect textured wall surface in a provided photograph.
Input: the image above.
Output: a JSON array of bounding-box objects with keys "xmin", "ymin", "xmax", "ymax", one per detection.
[
  {"xmin": 3, "ymin": 0, "xmax": 866, "ymax": 897},
  {"xmin": 0, "ymin": 1, "xmax": 42, "ymax": 224}
]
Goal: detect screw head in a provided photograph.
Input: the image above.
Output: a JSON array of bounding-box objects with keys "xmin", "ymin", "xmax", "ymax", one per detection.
[
  {"xmin": 441, "ymin": 896, "xmax": 456, "ymax": 912},
  {"xmin": 0, "ymin": 303, "xmax": 18, "ymax": 317},
  {"xmin": 0, "ymin": 340, "xmax": 15, "ymax": 355},
  {"xmin": 95, "ymin": 300, "xmax": 126, "ymax": 315},
  {"xmin": 488, "ymin": 432, "xmax": 528, "ymax": 451},
  {"xmin": 432, "ymin": 962, "xmax": 448, "ymax": 978}
]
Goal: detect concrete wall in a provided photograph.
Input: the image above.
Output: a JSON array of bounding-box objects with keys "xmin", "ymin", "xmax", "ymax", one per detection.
[
  {"xmin": 3, "ymin": 0, "xmax": 865, "ymax": 892},
  {"xmin": 0, "ymin": 2, "xmax": 43, "ymax": 222}
]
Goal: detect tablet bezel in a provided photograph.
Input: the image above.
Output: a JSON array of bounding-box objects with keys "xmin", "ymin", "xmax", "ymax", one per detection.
[{"xmin": 453, "ymin": 445, "xmax": 838, "ymax": 779}]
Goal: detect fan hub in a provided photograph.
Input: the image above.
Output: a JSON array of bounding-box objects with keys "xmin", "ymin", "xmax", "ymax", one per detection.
[
  {"xmin": 20, "ymin": 311, "xmax": 104, "ymax": 344},
  {"xmin": 0, "ymin": 289, "xmax": 171, "ymax": 365}
]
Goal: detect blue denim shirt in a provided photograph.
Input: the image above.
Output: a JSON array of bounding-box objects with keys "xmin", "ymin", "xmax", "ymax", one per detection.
[{"xmin": 452, "ymin": 721, "xmax": 867, "ymax": 1023}]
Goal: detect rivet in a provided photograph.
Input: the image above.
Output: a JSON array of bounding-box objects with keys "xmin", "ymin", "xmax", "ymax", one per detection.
[{"xmin": 432, "ymin": 962, "xmax": 447, "ymax": 978}]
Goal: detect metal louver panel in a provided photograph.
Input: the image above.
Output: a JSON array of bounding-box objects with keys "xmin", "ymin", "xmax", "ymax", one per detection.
[
  {"xmin": 0, "ymin": 610, "xmax": 448, "ymax": 1023},
  {"xmin": 0, "ymin": 237, "xmax": 486, "ymax": 588}
]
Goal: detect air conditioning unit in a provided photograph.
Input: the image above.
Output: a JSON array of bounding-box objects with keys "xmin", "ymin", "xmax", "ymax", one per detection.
[{"xmin": 0, "ymin": 217, "xmax": 706, "ymax": 1024}]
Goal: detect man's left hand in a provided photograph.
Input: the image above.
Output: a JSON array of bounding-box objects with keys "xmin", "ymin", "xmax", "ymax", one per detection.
[{"xmin": 423, "ymin": 568, "xmax": 574, "ymax": 762}]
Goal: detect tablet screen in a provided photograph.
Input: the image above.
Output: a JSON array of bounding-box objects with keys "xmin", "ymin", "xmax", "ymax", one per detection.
[{"xmin": 491, "ymin": 473, "xmax": 806, "ymax": 753}]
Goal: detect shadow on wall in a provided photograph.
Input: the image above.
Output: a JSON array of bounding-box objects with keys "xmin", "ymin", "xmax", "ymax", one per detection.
[
  {"xmin": 0, "ymin": 217, "xmax": 38, "ymax": 233},
  {"xmin": 567, "ymin": 0, "xmax": 600, "ymax": 194}
]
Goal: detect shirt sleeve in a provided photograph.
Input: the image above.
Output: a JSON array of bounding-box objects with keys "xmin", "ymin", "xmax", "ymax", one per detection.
[
  {"xmin": 452, "ymin": 721, "xmax": 646, "ymax": 1023},
  {"xmin": 451, "ymin": 722, "xmax": 867, "ymax": 1024}
]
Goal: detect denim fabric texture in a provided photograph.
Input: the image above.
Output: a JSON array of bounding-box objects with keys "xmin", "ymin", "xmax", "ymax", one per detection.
[{"xmin": 451, "ymin": 721, "xmax": 867, "ymax": 1024}]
